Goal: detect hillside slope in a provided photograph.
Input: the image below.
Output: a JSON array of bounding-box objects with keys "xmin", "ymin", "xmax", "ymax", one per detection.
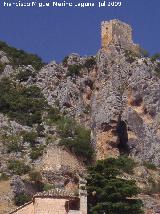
[{"xmin": 0, "ymin": 19, "xmax": 160, "ymax": 214}]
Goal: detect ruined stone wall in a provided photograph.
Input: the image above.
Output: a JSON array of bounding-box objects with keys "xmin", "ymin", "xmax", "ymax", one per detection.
[
  {"xmin": 34, "ymin": 198, "xmax": 68, "ymax": 214},
  {"xmin": 101, "ymin": 20, "xmax": 113, "ymax": 49},
  {"xmin": 41, "ymin": 145, "xmax": 84, "ymax": 172},
  {"xmin": 101, "ymin": 19, "xmax": 139, "ymax": 52}
]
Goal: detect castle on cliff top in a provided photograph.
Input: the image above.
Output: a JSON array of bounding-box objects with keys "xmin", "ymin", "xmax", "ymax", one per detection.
[{"xmin": 101, "ymin": 19, "xmax": 140, "ymax": 53}]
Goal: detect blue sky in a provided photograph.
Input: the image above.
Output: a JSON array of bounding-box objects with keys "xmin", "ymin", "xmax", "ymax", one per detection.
[{"xmin": 0, "ymin": 0, "xmax": 160, "ymax": 62}]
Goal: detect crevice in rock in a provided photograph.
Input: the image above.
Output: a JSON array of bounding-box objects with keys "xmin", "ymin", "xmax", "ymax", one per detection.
[{"xmin": 117, "ymin": 119, "xmax": 130, "ymax": 154}]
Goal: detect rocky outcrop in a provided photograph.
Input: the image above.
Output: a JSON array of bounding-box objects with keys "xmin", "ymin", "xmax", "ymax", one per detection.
[
  {"xmin": 36, "ymin": 56, "xmax": 97, "ymax": 127},
  {"xmin": 91, "ymin": 47, "xmax": 160, "ymax": 163},
  {"xmin": 35, "ymin": 20, "xmax": 160, "ymax": 166}
]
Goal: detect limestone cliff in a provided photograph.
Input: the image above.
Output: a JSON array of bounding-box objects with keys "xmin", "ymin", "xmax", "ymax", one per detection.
[{"xmin": 36, "ymin": 19, "xmax": 160, "ymax": 165}]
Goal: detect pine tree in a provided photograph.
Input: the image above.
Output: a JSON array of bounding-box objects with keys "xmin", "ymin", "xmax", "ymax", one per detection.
[{"xmin": 87, "ymin": 157, "xmax": 144, "ymax": 214}]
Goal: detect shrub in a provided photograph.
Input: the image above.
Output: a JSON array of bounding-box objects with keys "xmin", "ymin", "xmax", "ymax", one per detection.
[
  {"xmin": 36, "ymin": 124, "xmax": 45, "ymax": 137},
  {"xmin": 143, "ymin": 161, "xmax": 157, "ymax": 170},
  {"xmin": 0, "ymin": 63, "xmax": 5, "ymax": 74},
  {"xmin": 7, "ymin": 141, "xmax": 22, "ymax": 153},
  {"xmin": 155, "ymin": 62, "xmax": 160, "ymax": 74},
  {"xmin": 0, "ymin": 173, "xmax": 9, "ymax": 181},
  {"xmin": 43, "ymin": 183, "xmax": 55, "ymax": 191},
  {"xmin": 14, "ymin": 193, "xmax": 31, "ymax": 206},
  {"xmin": 66, "ymin": 64, "xmax": 82, "ymax": 77},
  {"xmin": 139, "ymin": 48, "xmax": 149, "ymax": 57},
  {"xmin": 46, "ymin": 135, "xmax": 57, "ymax": 145},
  {"xmin": 4, "ymin": 134, "xmax": 23, "ymax": 153},
  {"xmin": 21, "ymin": 85, "xmax": 43, "ymax": 98},
  {"xmin": 87, "ymin": 157, "xmax": 144, "ymax": 214},
  {"xmin": 124, "ymin": 50, "xmax": 137, "ymax": 63},
  {"xmin": 57, "ymin": 117, "xmax": 76, "ymax": 138},
  {"xmin": 0, "ymin": 41, "xmax": 44, "ymax": 70},
  {"xmin": 47, "ymin": 107, "xmax": 61, "ymax": 123},
  {"xmin": 145, "ymin": 177, "xmax": 160, "ymax": 194},
  {"xmin": 16, "ymin": 69, "xmax": 36, "ymax": 82},
  {"xmin": 59, "ymin": 118, "xmax": 93, "ymax": 161},
  {"xmin": 0, "ymin": 77, "xmax": 47, "ymax": 126},
  {"xmin": 62, "ymin": 56, "xmax": 69, "ymax": 67},
  {"xmin": 22, "ymin": 131, "xmax": 38, "ymax": 146},
  {"xmin": 7, "ymin": 160, "xmax": 30, "ymax": 175},
  {"xmin": 30, "ymin": 145, "xmax": 45, "ymax": 160},
  {"xmin": 151, "ymin": 53, "xmax": 160, "ymax": 62},
  {"xmin": 84, "ymin": 57, "xmax": 96, "ymax": 69},
  {"xmin": 29, "ymin": 170, "xmax": 42, "ymax": 182}
]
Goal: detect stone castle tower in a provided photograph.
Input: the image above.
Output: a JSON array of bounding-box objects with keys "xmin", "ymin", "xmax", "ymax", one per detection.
[{"xmin": 101, "ymin": 19, "xmax": 139, "ymax": 52}]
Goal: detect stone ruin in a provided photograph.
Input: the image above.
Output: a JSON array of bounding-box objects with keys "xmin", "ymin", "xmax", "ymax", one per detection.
[{"xmin": 101, "ymin": 19, "xmax": 140, "ymax": 53}]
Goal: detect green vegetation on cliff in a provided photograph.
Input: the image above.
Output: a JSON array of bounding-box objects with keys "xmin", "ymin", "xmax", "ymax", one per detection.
[
  {"xmin": 0, "ymin": 41, "xmax": 44, "ymax": 70},
  {"xmin": 0, "ymin": 77, "xmax": 47, "ymax": 126},
  {"xmin": 7, "ymin": 160, "xmax": 30, "ymax": 175},
  {"xmin": 47, "ymin": 107, "xmax": 93, "ymax": 161}
]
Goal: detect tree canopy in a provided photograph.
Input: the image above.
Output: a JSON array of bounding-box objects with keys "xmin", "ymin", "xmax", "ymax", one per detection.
[{"xmin": 87, "ymin": 157, "xmax": 144, "ymax": 214}]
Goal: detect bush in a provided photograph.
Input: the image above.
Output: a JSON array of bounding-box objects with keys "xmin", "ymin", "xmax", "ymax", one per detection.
[
  {"xmin": 14, "ymin": 193, "xmax": 31, "ymax": 206},
  {"xmin": 59, "ymin": 118, "xmax": 93, "ymax": 161},
  {"xmin": 66, "ymin": 64, "xmax": 82, "ymax": 77},
  {"xmin": 139, "ymin": 48, "xmax": 149, "ymax": 57},
  {"xmin": 4, "ymin": 134, "xmax": 23, "ymax": 153},
  {"xmin": 43, "ymin": 183, "xmax": 55, "ymax": 191},
  {"xmin": 46, "ymin": 135, "xmax": 57, "ymax": 145},
  {"xmin": 0, "ymin": 173, "xmax": 9, "ymax": 181},
  {"xmin": 155, "ymin": 62, "xmax": 160, "ymax": 74},
  {"xmin": 47, "ymin": 107, "xmax": 61, "ymax": 123},
  {"xmin": 21, "ymin": 85, "xmax": 43, "ymax": 98},
  {"xmin": 143, "ymin": 161, "xmax": 157, "ymax": 170},
  {"xmin": 87, "ymin": 157, "xmax": 144, "ymax": 214},
  {"xmin": 7, "ymin": 141, "xmax": 22, "ymax": 153},
  {"xmin": 16, "ymin": 69, "xmax": 36, "ymax": 82},
  {"xmin": 0, "ymin": 41, "xmax": 44, "ymax": 70},
  {"xmin": 149, "ymin": 182, "xmax": 160, "ymax": 194},
  {"xmin": 22, "ymin": 131, "xmax": 38, "ymax": 146},
  {"xmin": 145, "ymin": 177, "xmax": 160, "ymax": 194},
  {"xmin": 7, "ymin": 160, "xmax": 30, "ymax": 175},
  {"xmin": 62, "ymin": 56, "xmax": 69, "ymax": 67},
  {"xmin": 29, "ymin": 170, "xmax": 42, "ymax": 182},
  {"xmin": 57, "ymin": 117, "xmax": 76, "ymax": 138},
  {"xmin": 30, "ymin": 145, "xmax": 45, "ymax": 160},
  {"xmin": 36, "ymin": 124, "xmax": 45, "ymax": 137},
  {"xmin": 0, "ymin": 78, "xmax": 47, "ymax": 126},
  {"xmin": 84, "ymin": 57, "xmax": 96, "ymax": 69},
  {"xmin": 0, "ymin": 63, "xmax": 5, "ymax": 74},
  {"xmin": 125, "ymin": 50, "xmax": 137, "ymax": 63},
  {"xmin": 151, "ymin": 53, "xmax": 160, "ymax": 62}
]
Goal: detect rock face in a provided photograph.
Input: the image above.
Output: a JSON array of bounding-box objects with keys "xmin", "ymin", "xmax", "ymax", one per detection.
[
  {"xmin": 36, "ymin": 19, "xmax": 160, "ymax": 165},
  {"xmin": 92, "ymin": 48, "xmax": 160, "ymax": 163}
]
